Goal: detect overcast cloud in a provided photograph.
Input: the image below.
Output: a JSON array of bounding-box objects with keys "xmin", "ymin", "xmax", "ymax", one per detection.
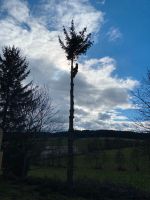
[{"xmin": 0, "ymin": 0, "xmax": 139, "ymax": 131}]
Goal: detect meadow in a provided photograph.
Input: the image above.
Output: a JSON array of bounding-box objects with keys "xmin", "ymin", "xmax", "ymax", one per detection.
[
  {"xmin": 0, "ymin": 136, "xmax": 150, "ymax": 200},
  {"xmin": 29, "ymin": 137, "xmax": 150, "ymax": 191}
]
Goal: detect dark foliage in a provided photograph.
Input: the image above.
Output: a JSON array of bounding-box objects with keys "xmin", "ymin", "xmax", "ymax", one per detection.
[
  {"xmin": 59, "ymin": 20, "xmax": 93, "ymax": 61},
  {"xmin": 0, "ymin": 46, "xmax": 34, "ymax": 132},
  {"xmin": 0, "ymin": 46, "xmax": 59, "ymax": 179},
  {"xmin": 0, "ymin": 46, "xmax": 37, "ymax": 178}
]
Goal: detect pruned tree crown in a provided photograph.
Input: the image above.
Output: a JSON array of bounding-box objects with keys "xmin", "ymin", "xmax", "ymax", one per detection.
[{"xmin": 59, "ymin": 20, "xmax": 93, "ymax": 61}]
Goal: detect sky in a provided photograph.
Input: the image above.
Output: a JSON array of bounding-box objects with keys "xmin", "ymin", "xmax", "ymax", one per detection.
[{"xmin": 0, "ymin": 0, "xmax": 149, "ymax": 131}]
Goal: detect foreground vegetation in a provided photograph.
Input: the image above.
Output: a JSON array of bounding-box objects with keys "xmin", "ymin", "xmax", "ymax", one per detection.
[
  {"xmin": 0, "ymin": 175, "xmax": 150, "ymax": 200},
  {"xmin": 0, "ymin": 177, "xmax": 85, "ymax": 200}
]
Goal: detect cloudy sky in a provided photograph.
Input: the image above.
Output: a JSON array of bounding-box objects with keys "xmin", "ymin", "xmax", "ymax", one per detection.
[{"xmin": 0, "ymin": 0, "xmax": 149, "ymax": 131}]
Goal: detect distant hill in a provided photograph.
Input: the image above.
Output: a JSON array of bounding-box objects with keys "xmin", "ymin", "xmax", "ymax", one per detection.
[
  {"xmin": 3, "ymin": 129, "xmax": 150, "ymax": 140},
  {"xmin": 58, "ymin": 129, "xmax": 150, "ymax": 140}
]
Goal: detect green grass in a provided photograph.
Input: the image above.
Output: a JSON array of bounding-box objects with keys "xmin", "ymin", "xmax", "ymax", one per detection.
[
  {"xmin": 29, "ymin": 165, "xmax": 150, "ymax": 192},
  {"xmin": 1, "ymin": 137, "xmax": 150, "ymax": 199},
  {"xmin": 28, "ymin": 147, "xmax": 150, "ymax": 192},
  {"xmin": 29, "ymin": 148, "xmax": 150, "ymax": 192}
]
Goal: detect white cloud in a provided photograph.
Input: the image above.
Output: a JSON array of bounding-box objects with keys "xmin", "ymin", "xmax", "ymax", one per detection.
[
  {"xmin": 107, "ymin": 27, "xmax": 122, "ymax": 42},
  {"xmin": 37, "ymin": 0, "xmax": 104, "ymax": 33},
  {"xmin": 72, "ymin": 57, "xmax": 138, "ymax": 130},
  {"xmin": 0, "ymin": 0, "xmax": 138, "ymax": 131},
  {"xmin": 1, "ymin": 0, "xmax": 30, "ymax": 22}
]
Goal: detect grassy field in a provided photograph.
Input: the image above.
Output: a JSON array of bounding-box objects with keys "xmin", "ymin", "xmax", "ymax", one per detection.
[
  {"xmin": 0, "ymin": 137, "xmax": 150, "ymax": 199},
  {"xmin": 30, "ymin": 137, "xmax": 150, "ymax": 192},
  {"xmin": 29, "ymin": 147, "xmax": 150, "ymax": 192}
]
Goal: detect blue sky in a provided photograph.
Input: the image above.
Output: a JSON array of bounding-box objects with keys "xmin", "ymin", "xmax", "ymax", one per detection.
[
  {"xmin": 0, "ymin": 0, "xmax": 149, "ymax": 131},
  {"xmin": 90, "ymin": 0, "xmax": 150, "ymax": 80}
]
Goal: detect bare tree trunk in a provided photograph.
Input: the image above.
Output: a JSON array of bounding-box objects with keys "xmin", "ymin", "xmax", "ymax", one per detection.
[{"xmin": 67, "ymin": 58, "xmax": 74, "ymax": 191}]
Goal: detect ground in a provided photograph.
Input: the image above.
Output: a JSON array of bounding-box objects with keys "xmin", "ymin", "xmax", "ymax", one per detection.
[{"xmin": 0, "ymin": 137, "xmax": 150, "ymax": 199}]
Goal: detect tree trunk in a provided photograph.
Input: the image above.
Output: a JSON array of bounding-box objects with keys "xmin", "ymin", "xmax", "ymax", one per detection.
[
  {"xmin": 67, "ymin": 58, "xmax": 74, "ymax": 191},
  {"xmin": 2, "ymin": 91, "xmax": 9, "ymax": 132}
]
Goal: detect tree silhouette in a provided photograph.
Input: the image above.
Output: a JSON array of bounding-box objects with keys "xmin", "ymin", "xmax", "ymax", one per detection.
[
  {"xmin": 0, "ymin": 46, "xmax": 34, "ymax": 132},
  {"xmin": 0, "ymin": 46, "xmax": 35, "ymax": 177},
  {"xmin": 25, "ymin": 86, "xmax": 60, "ymax": 132},
  {"xmin": 59, "ymin": 20, "xmax": 93, "ymax": 189},
  {"xmin": 133, "ymin": 69, "xmax": 150, "ymax": 131}
]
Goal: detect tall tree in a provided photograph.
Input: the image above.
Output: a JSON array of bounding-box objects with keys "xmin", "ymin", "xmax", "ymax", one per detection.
[
  {"xmin": 59, "ymin": 20, "xmax": 93, "ymax": 189},
  {"xmin": 0, "ymin": 46, "xmax": 34, "ymax": 132},
  {"xmin": 0, "ymin": 46, "xmax": 35, "ymax": 178}
]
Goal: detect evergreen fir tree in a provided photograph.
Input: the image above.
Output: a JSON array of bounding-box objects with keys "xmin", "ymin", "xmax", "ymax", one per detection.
[
  {"xmin": 0, "ymin": 46, "xmax": 36, "ymax": 178},
  {"xmin": 0, "ymin": 46, "xmax": 34, "ymax": 132}
]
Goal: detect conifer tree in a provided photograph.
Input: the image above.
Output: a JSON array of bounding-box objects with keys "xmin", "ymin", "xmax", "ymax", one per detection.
[
  {"xmin": 0, "ymin": 46, "xmax": 34, "ymax": 132},
  {"xmin": 0, "ymin": 46, "xmax": 36, "ymax": 178}
]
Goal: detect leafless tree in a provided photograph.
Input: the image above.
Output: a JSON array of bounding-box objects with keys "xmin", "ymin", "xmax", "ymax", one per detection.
[
  {"xmin": 24, "ymin": 86, "xmax": 61, "ymax": 133},
  {"xmin": 133, "ymin": 70, "xmax": 150, "ymax": 132}
]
